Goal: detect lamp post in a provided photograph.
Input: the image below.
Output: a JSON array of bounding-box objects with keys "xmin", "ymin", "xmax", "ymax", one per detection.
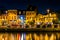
[{"xmin": 47, "ymin": 9, "xmax": 50, "ymax": 13}]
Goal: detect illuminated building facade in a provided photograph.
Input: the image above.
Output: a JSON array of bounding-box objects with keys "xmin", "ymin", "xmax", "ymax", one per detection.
[
  {"xmin": 35, "ymin": 14, "xmax": 44, "ymax": 24},
  {"xmin": 7, "ymin": 10, "xmax": 17, "ymax": 25},
  {"xmin": 26, "ymin": 11, "xmax": 36, "ymax": 24},
  {"xmin": 35, "ymin": 12, "xmax": 57, "ymax": 25},
  {"xmin": 0, "ymin": 9, "xmax": 58, "ymax": 28}
]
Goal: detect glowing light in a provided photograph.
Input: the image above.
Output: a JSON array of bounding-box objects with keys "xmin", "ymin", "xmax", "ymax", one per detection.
[
  {"xmin": 6, "ymin": 11, "xmax": 7, "ymax": 13},
  {"xmin": 45, "ymin": 34, "xmax": 48, "ymax": 40},
  {"xmin": 21, "ymin": 33, "xmax": 24, "ymax": 40},
  {"xmin": 2, "ymin": 19, "xmax": 4, "ymax": 20},
  {"xmin": 21, "ymin": 17, "xmax": 23, "ymax": 20},
  {"xmin": 18, "ymin": 34, "xmax": 21, "ymax": 40},
  {"xmin": 2, "ymin": 38, "xmax": 4, "ymax": 40},
  {"xmin": 50, "ymin": 13, "xmax": 51, "ymax": 16},
  {"xmin": 40, "ymin": 34, "xmax": 43, "ymax": 40},
  {"xmin": 37, "ymin": 22, "xmax": 40, "ymax": 25},
  {"xmin": 50, "ymin": 34, "xmax": 54, "ymax": 40},
  {"xmin": 47, "ymin": 9, "xmax": 50, "ymax": 13},
  {"xmin": 31, "ymin": 18, "xmax": 32, "ymax": 20}
]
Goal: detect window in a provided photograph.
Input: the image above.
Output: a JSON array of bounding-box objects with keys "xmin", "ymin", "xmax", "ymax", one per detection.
[
  {"xmin": 12, "ymin": 16, "xmax": 13, "ymax": 19},
  {"xmin": 41, "ymin": 18, "xmax": 44, "ymax": 21},
  {"xmin": 30, "ymin": 17, "xmax": 31, "ymax": 19},
  {"xmin": 14, "ymin": 20, "xmax": 16, "ymax": 21},
  {"xmin": 32, "ymin": 13, "xmax": 34, "ymax": 15},
  {"xmin": 39, "ymin": 19, "xmax": 40, "ymax": 20},
  {"xmin": 27, "ymin": 17, "xmax": 28, "ymax": 19},
  {"xmin": 3, "ymin": 16, "xmax": 5, "ymax": 19},
  {"xmin": 14, "ymin": 16, "xmax": 16, "ymax": 19},
  {"xmin": 6, "ymin": 16, "xmax": 7, "ymax": 19},
  {"xmin": 36, "ymin": 19, "xmax": 37, "ymax": 20},
  {"xmin": 30, "ymin": 13, "xmax": 31, "ymax": 15},
  {"xmin": 10, "ymin": 20, "xmax": 12, "ymax": 21}
]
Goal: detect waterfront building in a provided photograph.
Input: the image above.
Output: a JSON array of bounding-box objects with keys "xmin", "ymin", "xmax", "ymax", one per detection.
[
  {"xmin": 7, "ymin": 10, "xmax": 17, "ymax": 26},
  {"xmin": 26, "ymin": 11, "xmax": 36, "ymax": 24},
  {"xmin": 35, "ymin": 14, "xmax": 44, "ymax": 24}
]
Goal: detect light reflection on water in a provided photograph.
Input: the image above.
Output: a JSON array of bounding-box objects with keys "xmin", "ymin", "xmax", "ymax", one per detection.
[{"xmin": 0, "ymin": 32, "xmax": 60, "ymax": 40}]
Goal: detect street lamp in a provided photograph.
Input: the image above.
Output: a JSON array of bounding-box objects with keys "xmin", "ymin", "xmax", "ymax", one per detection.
[
  {"xmin": 47, "ymin": 9, "xmax": 50, "ymax": 13},
  {"xmin": 6, "ymin": 11, "xmax": 7, "ymax": 13}
]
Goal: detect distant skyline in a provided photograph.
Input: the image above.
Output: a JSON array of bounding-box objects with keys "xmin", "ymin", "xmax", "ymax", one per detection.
[{"xmin": 0, "ymin": 0, "xmax": 60, "ymax": 14}]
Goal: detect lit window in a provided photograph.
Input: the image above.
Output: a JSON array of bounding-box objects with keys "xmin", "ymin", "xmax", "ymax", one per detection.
[
  {"xmin": 49, "ymin": 13, "xmax": 51, "ymax": 16},
  {"xmin": 14, "ymin": 16, "xmax": 16, "ymax": 19},
  {"xmin": 12, "ymin": 16, "xmax": 13, "ymax": 19},
  {"xmin": 3, "ymin": 16, "xmax": 5, "ymax": 19},
  {"xmin": 10, "ymin": 20, "xmax": 12, "ymax": 21},
  {"xmin": 30, "ymin": 13, "xmax": 31, "ymax": 15},
  {"xmin": 6, "ymin": 16, "xmax": 7, "ymax": 19},
  {"xmin": 21, "ymin": 33, "xmax": 24, "ymax": 40}
]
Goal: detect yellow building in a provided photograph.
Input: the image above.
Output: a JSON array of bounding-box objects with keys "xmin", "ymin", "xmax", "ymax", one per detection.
[
  {"xmin": 0, "ymin": 14, "xmax": 8, "ymax": 26},
  {"xmin": 47, "ymin": 12, "xmax": 57, "ymax": 23},
  {"xmin": 7, "ymin": 10, "xmax": 17, "ymax": 24},
  {"xmin": 26, "ymin": 11, "xmax": 36, "ymax": 24},
  {"xmin": 35, "ymin": 12, "xmax": 57, "ymax": 24},
  {"xmin": 0, "ymin": 15, "xmax": 2, "ymax": 26},
  {"xmin": 35, "ymin": 14, "xmax": 44, "ymax": 23}
]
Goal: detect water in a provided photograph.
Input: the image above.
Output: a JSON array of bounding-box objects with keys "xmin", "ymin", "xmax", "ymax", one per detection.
[{"xmin": 0, "ymin": 32, "xmax": 60, "ymax": 40}]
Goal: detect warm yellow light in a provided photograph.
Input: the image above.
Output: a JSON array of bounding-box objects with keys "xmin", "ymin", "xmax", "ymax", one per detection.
[
  {"xmin": 31, "ymin": 18, "xmax": 32, "ymax": 21},
  {"xmin": 45, "ymin": 34, "xmax": 48, "ymax": 40},
  {"xmin": 2, "ymin": 19, "xmax": 4, "ymax": 20},
  {"xmin": 47, "ymin": 9, "xmax": 50, "ymax": 13},
  {"xmin": 50, "ymin": 13, "xmax": 51, "ymax": 16}
]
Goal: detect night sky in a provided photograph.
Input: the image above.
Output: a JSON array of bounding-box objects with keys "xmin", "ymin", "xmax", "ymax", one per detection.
[{"xmin": 0, "ymin": 0, "xmax": 60, "ymax": 13}]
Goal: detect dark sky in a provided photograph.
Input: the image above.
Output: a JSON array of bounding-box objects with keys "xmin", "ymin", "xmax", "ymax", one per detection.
[{"xmin": 0, "ymin": 0, "xmax": 60, "ymax": 13}]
